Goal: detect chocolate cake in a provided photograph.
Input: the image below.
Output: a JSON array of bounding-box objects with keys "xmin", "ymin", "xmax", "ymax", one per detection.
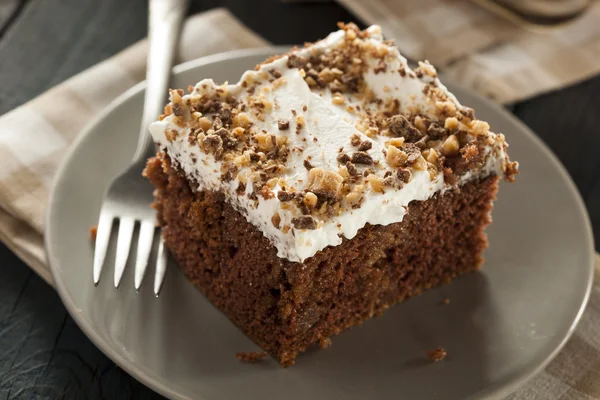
[{"xmin": 144, "ymin": 23, "xmax": 518, "ymax": 366}]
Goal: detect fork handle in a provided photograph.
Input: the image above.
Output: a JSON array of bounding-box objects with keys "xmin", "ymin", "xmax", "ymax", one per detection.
[{"xmin": 133, "ymin": 0, "xmax": 189, "ymax": 163}]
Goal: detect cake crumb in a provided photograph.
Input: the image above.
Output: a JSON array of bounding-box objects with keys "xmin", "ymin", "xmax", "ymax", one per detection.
[
  {"xmin": 89, "ymin": 225, "xmax": 98, "ymax": 240},
  {"xmin": 236, "ymin": 351, "xmax": 267, "ymax": 363},
  {"xmin": 428, "ymin": 348, "xmax": 447, "ymax": 362},
  {"xmin": 319, "ymin": 337, "xmax": 332, "ymax": 349}
]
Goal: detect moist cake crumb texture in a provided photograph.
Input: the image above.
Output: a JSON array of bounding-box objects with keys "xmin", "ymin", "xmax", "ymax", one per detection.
[
  {"xmin": 235, "ymin": 351, "xmax": 268, "ymax": 363},
  {"xmin": 144, "ymin": 23, "xmax": 517, "ymax": 366},
  {"xmin": 428, "ymin": 348, "xmax": 448, "ymax": 362}
]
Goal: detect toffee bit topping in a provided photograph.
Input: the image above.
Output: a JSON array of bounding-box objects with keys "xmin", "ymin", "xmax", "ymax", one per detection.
[
  {"xmin": 165, "ymin": 129, "xmax": 178, "ymax": 142},
  {"xmin": 397, "ymin": 168, "xmax": 412, "ymax": 183},
  {"xmin": 269, "ymin": 69, "xmax": 282, "ymax": 79},
  {"xmin": 402, "ymin": 143, "xmax": 421, "ymax": 164},
  {"xmin": 271, "ymin": 212, "xmax": 281, "ymax": 229},
  {"xmin": 386, "ymin": 146, "xmax": 408, "ymax": 168},
  {"xmin": 278, "ymin": 119, "xmax": 290, "ymax": 130},
  {"xmin": 460, "ymin": 106, "xmax": 475, "ymax": 120},
  {"xmin": 382, "ymin": 175, "xmax": 395, "ymax": 186},
  {"xmin": 307, "ymin": 168, "xmax": 344, "ymax": 200},
  {"xmin": 387, "ymin": 115, "xmax": 423, "ymax": 142},
  {"xmin": 351, "ymin": 151, "xmax": 373, "ymax": 165},
  {"xmin": 277, "ymin": 191, "xmax": 295, "ymax": 202},
  {"xmin": 236, "ymin": 182, "xmax": 246, "ymax": 195},
  {"xmin": 287, "ymin": 54, "xmax": 307, "ymax": 69},
  {"xmin": 367, "ymin": 174, "xmax": 384, "ymax": 193},
  {"xmin": 345, "ymin": 161, "xmax": 360, "ymax": 178},
  {"xmin": 215, "ymin": 128, "xmax": 238, "ymax": 149},
  {"xmin": 358, "ymin": 141, "xmax": 372, "ymax": 151},
  {"xmin": 427, "ymin": 123, "xmax": 447, "ymax": 139},
  {"xmin": 440, "ymin": 134, "xmax": 460, "ymax": 157},
  {"xmin": 156, "ymin": 24, "xmax": 517, "ymax": 235},
  {"xmin": 259, "ymin": 186, "xmax": 275, "ymax": 200},
  {"xmin": 337, "ymin": 153, "xmax": 351, "ymax": 164},
  {"xmin": 292, "ymin": 215, "xmax": 317, "ymax": 230},
  {"xmin": 203, "ymin": 134, "xmax": 224, "ymax": 159},
  {"xmin": 414, "ymin": 134, "xmax": 430, "ymax": 150}
]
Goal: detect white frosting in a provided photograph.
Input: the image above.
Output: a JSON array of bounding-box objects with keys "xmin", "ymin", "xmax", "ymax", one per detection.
[{"xmin": 150, "ymin": 25, "xmax": 508, "ymax": 263}]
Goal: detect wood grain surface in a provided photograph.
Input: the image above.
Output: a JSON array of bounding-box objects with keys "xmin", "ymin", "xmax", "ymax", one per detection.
[{"xmin": 0, "ymin": 0, "xmax": 597, "ymax": 398}]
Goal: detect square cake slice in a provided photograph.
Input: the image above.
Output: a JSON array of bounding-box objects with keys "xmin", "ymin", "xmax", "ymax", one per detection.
[{"xmin": 143, "ymin": 23, "xmax": 518, "ymax": 366}]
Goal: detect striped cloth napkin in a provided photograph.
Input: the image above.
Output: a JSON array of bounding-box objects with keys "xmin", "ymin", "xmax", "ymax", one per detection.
[
  {"xmin": 0, "ymin": 6, "xmax": 598, "ymax": 399},
  {"xmin": 338, "ymin": 0, "xmax": 600, "ymax": 103}
]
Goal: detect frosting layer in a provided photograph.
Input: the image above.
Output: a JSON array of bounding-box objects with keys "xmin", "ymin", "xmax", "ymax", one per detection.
[{"xmin": 149, "ymin": 24, "xmax": 516, "ymax": 262}]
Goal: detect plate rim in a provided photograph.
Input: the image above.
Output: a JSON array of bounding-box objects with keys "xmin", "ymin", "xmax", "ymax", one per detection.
[{"xmin": 45, "ymin": 46, "xmax": 596, "ymax": 400}]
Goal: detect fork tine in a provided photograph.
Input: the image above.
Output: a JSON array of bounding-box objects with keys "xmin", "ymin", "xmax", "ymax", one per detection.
[
  {"xmin": 114, "ymin": 217, "xmax": 135, "ymax": 288},
  {"xmin": 154, "ymin": 236, "xmax": 168, "ymax": 296},
  {"xmin": 93, "ymin": 213, "xmax": 114, "ymax": 285},
  {"xmin": 134, "ymin": 221, "xmax": 155, "ymax": 291}
]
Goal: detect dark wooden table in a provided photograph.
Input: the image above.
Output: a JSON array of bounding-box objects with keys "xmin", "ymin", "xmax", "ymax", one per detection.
[{"xmin": 0, "ymin": 0, "xmax": 597, "ymax": 398}]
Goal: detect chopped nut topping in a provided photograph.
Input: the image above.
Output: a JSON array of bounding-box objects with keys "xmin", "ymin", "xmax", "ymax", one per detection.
[
  {"xmin": 388, "ymin": 137, "xmax": 405, "ymax": 148},
  {"xmin": 303, "ymin": 159, "xmax": 314, "ymax": 170},
  {"xmin": 367, "ymin": 174, "xmax": 384, "ymax": 193},
  {"xmin": 332, "ymin": 93, "xmax": 346, "ymax": 105},
  {"xmin": 470, "ymin": 120, "xmax": 490, "ymax": 136},
  {"xmin": 424, "ymin": 148, "xmax": 440, "ymax": 165},
  {"xmin": 435, "ymin": 100, "xmax": 457, "ymax": 116},
  {"xmin": 350, "ymin": 134, "xmax": 362, "ymax": 147},
  {"xmin": 198, "ymin": 117, "xmax": 212, "ymax": 132},
  {"xmin": 444, "ymin": 117, "xmax": 459, "ymax": 131},
  {"xmin": 295, "ymin": 115, "xmax": 305, "ymax": 134},
  {"xmin": 413, "ymin": 115, "xmax": 427, "ymax": 133},
  {"xmin": 303, "ymin": 192, "xmax": 318, "ymax": 208},
  {"xmin": 307, "ymin": 168, "xmax": 344, "ymax": 200},
  {"xmin": 412, "ymin": 155, "xmax": 427, "ymax": 171},
  {"xmin": 232, "ymin": 127, "xmax": 245, "ymax": 138},
  {"xmin": 386, "ymin": 145, "xmax": 408, "ymax": 167},
  {"xmin": 441, "ymin": 134, "xmax": 460, "ymax": 157},
  {"xmin": 254, "ymin": 132, "xmax": 276, "ymax": 152}
]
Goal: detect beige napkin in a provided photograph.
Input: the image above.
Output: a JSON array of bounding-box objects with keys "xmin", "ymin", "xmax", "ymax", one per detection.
[
  {"xmin": 338, "ymin": 0, "xmax": 600, "ymax": 103},
  {"xmin": 0, "ymin": 8, "xmax": 268, "ymax": 285},
  {"xmin": 0, "ymin": 6, "xmax": 598, "ymax": 399}
]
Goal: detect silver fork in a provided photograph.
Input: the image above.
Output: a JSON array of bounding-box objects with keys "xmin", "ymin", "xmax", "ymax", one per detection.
[{"xmin": 93, "ymin": 0, "xmax": 188, "ymax": 295}]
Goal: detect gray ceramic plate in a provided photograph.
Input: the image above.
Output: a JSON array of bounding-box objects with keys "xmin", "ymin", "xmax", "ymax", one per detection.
[{"xmin": 46, "ymin": 48, "xmax": 595, "ymax": 400}]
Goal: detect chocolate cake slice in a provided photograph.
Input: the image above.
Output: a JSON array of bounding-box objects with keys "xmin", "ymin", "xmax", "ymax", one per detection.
[{"xmin": 143, "ymin": 23, "xmax": 518, "ymax": 366}]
